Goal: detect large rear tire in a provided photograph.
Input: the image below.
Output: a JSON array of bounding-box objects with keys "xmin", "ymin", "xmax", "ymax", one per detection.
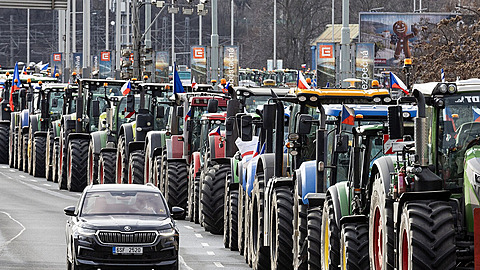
[
  {"xmin": 32, "ymin": 136, "xmax": 46, "ymax": 177},
  {"xmin": 193, "ymin": 176, "xmax": 200, "ymax": 224},
  {"xmin": 52, "ymin": 140, "xmax": 59, "ymax": 183},
  {"xmin": 321, "ymin": 194, "xmax": 340, "ymax": 270},
  {"xmin": 9, "ymin": 133, "xmax": 16, "ymax": 168},
  {"xmin": 340, "ymin": 222, "xmax": 369, "ymax": 270},
  {"xmin": 293, "ymin": 181, "xmax": 308, "ymax": 270},
  {"xmin": 0, "ymin": 124, "xmax": 9, "ymax": 164},
  {"xmin": 127, "ymin": 150, "xmax": 145, "ymax": 184},
  {"xmin": 165, "ymin": 160, "xmax": 188, "ymax": 213},
  {"xmin": 228, "ymin": 189, "xmax": 239, "ymax": 251},
  {"xmin": 116, "ymin": 135, "xmax": 127, "ymax": 184},
  {"xmin": 250, "ymin": 172, "xmax": 269, "ymax": 270},
  {"xmin": 152, "ymin": 155, "xmax": 162, "ymax": 188},
  {"xmin": 67, "ymin": 139, "xmax": 89, "ymax": 192},
  {"xmin": 307, "ymin": 206, "xmax": 322, "ymax": 270},
  {"xmin": 201, "ymin": 163, "xmax": 229, "ymax": 235},
  {"xmin": 45, "ymin": 131, "xmax": 54, "ymax": 181},
  {"xmin": 238, "ymin": 186, "xmax": 246, "ymax": 256},
  {"xmin": 223, "ymin": 173, "xmax": 231, "ymax": 248},
  {"xmin": 98, "ymin": 151, "xmax": 116, "ymax": 184},
  {"xmin": 58, "ymin": 134, "xmax": 68, "ymax": 189},
  {"xmin": 398, "ymin": 201, "xmax": 456, "ymax": 270},
  {"xmin": 270, "ymin": 186, "xmax": 294, "ymax": 270},
  {"xmin": 87, "ymin": 142, "xmax": 99, "ymax": 185}
]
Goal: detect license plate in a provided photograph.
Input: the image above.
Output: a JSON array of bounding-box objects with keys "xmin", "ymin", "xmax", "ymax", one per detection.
[{"xmin": 112, "ymin": 246, "xmax": 143, "ymax": 255}]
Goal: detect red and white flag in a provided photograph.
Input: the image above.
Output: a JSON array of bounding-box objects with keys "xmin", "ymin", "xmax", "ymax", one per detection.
[
  {"xmin": 297, "ymin": 71, "xmax": 311, "ymax": 90},
  {"xmin": 191, "ymin": 77, "xmax": 198, "ymax": 91}
]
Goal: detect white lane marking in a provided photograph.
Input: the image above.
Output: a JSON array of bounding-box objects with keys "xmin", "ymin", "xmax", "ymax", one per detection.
[
  {"xmin": 0, "ymin": 211, "xmax": 26, "ymax": 253},
  {"xmin": 179, "ymin": 255, "xmax": 194, "ymax": 270},
  {"xmin": 195, "ymin": 233, "xmax": 203, "ymax": 238},
  {"xmin": 30, "ymin": 179, "xmax": 37, "ymax": 182},
  {"xmin": 184, "ymin": 225, "xmax": 193, "ymax": 230},
  {"xmin": 213, "ymin": 262, "xmax": 224, "ymax": 268},
  {"xmin": 207, "ymin": 251, "xmax": 215, "ymax": 256},
  {"xmin": 201, "ymin": 242, "xmax": 209, "ymax": 247},
  {"xmin": 19, "ymin": 175, "xmax": 25, "ymax": 178},
  {"xmin": 43, "ymin": 184, "xmax": 51, "ymax": 187},
  {"xmin": 9, "ymin": 169, "xmax": 15, "ymax": 172}
]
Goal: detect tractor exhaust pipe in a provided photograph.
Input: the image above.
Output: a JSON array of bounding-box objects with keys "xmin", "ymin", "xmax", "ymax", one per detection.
[{"xmin": 413, "ymin": 89, "xmax": 428, "ymax": 167}]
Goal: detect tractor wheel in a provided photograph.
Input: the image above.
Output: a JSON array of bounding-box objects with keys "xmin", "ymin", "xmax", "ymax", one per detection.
[
  {"xmin": 32, "ymin": 136, "xmax": 46, "ymax": 177},
  {"xmin": 52, "ymin": 141, "xmax": 59, "ymax": 183},
  {"xmin": 228, "ymin": 189, "xmax": 239, "ymax": 251},
  {"xmin": 98, "ymin": 151, "xmax": 116, "ymax": 184},
  {"xmin": 193, "ymin": 176, "xmax": 200, "ymax": 224},
  {"xmin": 238, "ymin": 186, "xmax": 245, "ymax": 256},
  {"xmin": 0, "ymin": 124, "xmax": 9, "ymax": 164},
  {"xmin": 87, "ymin": 143, "xmax": 99, "ymax": 185},
  {"xmin": 270, "ymin": 186, "xmax": 294, "ymax": 270},
  {"xmin": 187, "ymin": 163, "xmax": 195, "ymax": 222},
  {"xmin": 58, "ymin": 136, "xmax": 68, "ymax": 190},
  {"xmin": 398, "ymin": 201, "xmax": 456, "ymax": 270},
  {"xmin": 244, "ymin": 190, "xmax": 252, "ymax": 265},
  {"xmin": 28, "ymin": 133, "xmax": 33, "ymax": 175},
  {"xmin": 223, "ymin": 172, "xmax": 231, "ymax": 248},
  {"xmin": 250, "ymin": 171, "xmax": 269, "ymax": 270},
  {"xmin": 321, "ymin": 194, "xmax": 341, "ymax": 270},
  {"xmin": 22, "ymin": 134, "xmax": 28, "ymax": 172},
  {"xmin": 67, "ymin": 139, "xmax": 89, "ymax": 192},
  {"xmin": 152, "ymin": 155, "xmax": 162, "ymax": 188},
  {"xmin": 293, "ymin": 181, "xmax": 308, "ymax": 270},
  {"xmin": 165, "ymin": 160, "xmax": 188, "ymax": 213},
  {"xmin": 201, "ymin": 164, "xmax": 229, "ymax": 235},
  {"xmin": 340, "ymin": 222, "xmax": 369, "ymax": 270},
  {"xmin": 369, "ymin": 172, "xmax": 394, "ymax": 270},
  {"xmin": 17, "ymin": 134, "xmax": 25, "ymax": 171},
  {"xmin": 45, "ymin": 131, "xmax": 54, "ymax": 181},
  {"xmin": 116, "ymin": 135, "xmax": 127, "ymax": 184},
  {"xmin": 128, "ymin": 150, "xmax": 145, "ymax": 185},
  {"xmin": 307, "ymin": 206, "xmax": 322, "ymax": 270},
  {"xmin": 159, "ymin": 149, "xmax": 168, "ymax": 193},
  {"xmin": 9, "ymin": 133, "xmax": 16, "ymax": 168}
]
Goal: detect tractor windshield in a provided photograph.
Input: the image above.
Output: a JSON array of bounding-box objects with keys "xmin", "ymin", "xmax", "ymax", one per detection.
[
  {"xmin": 244, "ymin": 95, "xmax": 270, "ymax": 113},
  {"xmin": 48, "ymin": 91, "xmax": 64, "ymax": 116},
  {"xmin": 197, "ymin": 119, "xmax": 225, "ymax": 162},
  {"xmin": 437, "ymin": 93, "xmax": 480, "ymax": 188}
]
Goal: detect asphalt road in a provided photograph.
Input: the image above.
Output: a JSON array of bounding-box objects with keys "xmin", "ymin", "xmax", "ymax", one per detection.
[{"xmin": 0, "ymin": 165, "xmax": 250, "ymax": 270}]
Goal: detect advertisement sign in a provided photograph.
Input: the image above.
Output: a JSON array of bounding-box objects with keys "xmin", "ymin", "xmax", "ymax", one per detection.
[
  {"xmin": 155, "ymin": 51, "xmax": 169, "ymax": 83},
  {"xmin": 267, "ymin": 59, "xmax": 274, "ymax": 71},
  {"xmin": 316, "ymin": 43, "xmax": 336, "ymax": 87},
  {"xmin": 223, "ymin": 46, "xmax": 239, "ymax": 86},
  {"xmin": 51, "ymin": 52, "xmax": 63, "ymax": 78},
  {"xmin": 355, "ymin": 43, "xmax": 375, "ymax": 89},
  {"xmin": 191, "ymin": 46, "xmax": 207, "ymax": 84},
  {"xmin": 359, "ymin": 12, "xmax": 455, "ymax": 67},
  {"xmin": 99, "ymin": 51, "xmax": 112, "ymax": 79},
  {"xmin": 92, "ymin": 55, "xmax": 99, "ymax": 77},
  {"xmin": 72, "ymin": 52, "xmax": 83, "ymax": 76}
]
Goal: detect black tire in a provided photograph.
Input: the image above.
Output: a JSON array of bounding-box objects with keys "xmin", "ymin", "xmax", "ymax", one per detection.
[
  {"xmin": 18, "ymin": 133, "xmax": 26, "ymax": 171},
  {"xmin": 128, "ymin": 150, "xmax": 145, "ymax": 185},
  {"xmin": 187, "ymin": 163, "xmax": 196, "ymax": 222},
  {"xmin": 228, "ymin": 189, "xmax": 239, "ymax": 251},
  {"xmin": 270, "ymin": 186, "xmax": 294, "ymax": 270},
  {"xmin": 87, "ymin": 142, "xmax": 99, "ymax": 185},
  {"xmin": 250, "ymin": 171, "xmax": 269, "ymax": 270},
  {"xmin": 45, "ymin": 131, "xmax": 54, "ymax": 181},
  {"xmin": 293, "ymin": 181, "xmax": 308, "ymax": 270},
  {"xmin": 340, "ymin": 223, "xmax": 369, "ymax": 270},
  {"xmin": 398, "ymin": 201, "xmax": 456, "ymax": 270},
  {"xmin": 32, "ymin": 136, "xmax": 46, "ymax": 177},
  {"xmin": 223, "ymin": 175, "xmax": 230, "ymax": 248},
  {"xmin": 321, "ymin": 194, "xmax": 340, "ymax": 270},
  {"xmin": 9, "ymin": 133, "xmax": 15, "ymax": 168},
  {"xmin": 98, "ymin": 151, "xmax": 116, "ymax": 184},
  {"xmin": 0, "ymin": 124, "xmax": 9, "ymax": 164},
  {"xmin": 369, "ymin": 172, "xmax": 394, "ymax": 270},
  {"xmin": 28, "ymin": 132, "xmax": 33, "ymax": 175},
  {"xmin": 52, "ymin": 140, "xmax": 59, "ymax": 183},
  {"xmin": 58, "ymin": 135, "xmax": 68, "ymax": 189},
  {"xmin": 22, "ymin": 134, "xmax": 28, "ymax": 172},
  {"xmin": 165, "ymin": 161, "xmax": 188, "ymax": 214},
  {"xmin": 116, "ymin": 135, "xmax": 127, "ymax": 184},
  {"xmin": 238, "ymin": 186, "xmax": 246, "ymax": 256},
  {"xmin": 201, "ymin": 164, "xmax": 229, "ymax": 235},
  {"xmin": 193, "ymin": 176, "xmax": 200, "ymax": 224},
  {"xmin": 67, "ymin": 139, "xmax": 89, "ymax": 192},
  {"xmin": 159, "ymin": 149, "xmax": 168, "ymax": 194},
  {"xmin": 153, "ymin": 155, "xmax": 162, "ymax": 188},
  {"xmin": 307, "ymin": 206, "xmax": 322, "ymax": 270}
]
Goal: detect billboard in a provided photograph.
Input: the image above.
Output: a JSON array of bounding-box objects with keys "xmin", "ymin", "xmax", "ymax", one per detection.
[
  {"xmin": 191, "ymin": 46, "xmax": 207, "ymax": 84},
  {"xmin": 72, "ymin": 52, "xmax": 83, "ymax": 76},
  {"xmin": 355, "ymin": 43, "xmax": 375, "ymax": 89},
  {"xmin": 51, "ymin": 52, "xmax": 63, "ymax": 78},
  {"xmin": 223, "ymin": 46, "xmax": 239, "ymax": 86},
  {"xmin": 359, "ymin": 12, "xmax": 455, "ymax": 67},
  {"xmin": 316, "ymin": 43, "xmax": 336, "ymax": 87},
  {"xmin": 155, "ymin": 51, "xmax": 169, "ymax": 83},
  {"xmin": 99, "ymin": 51, "xmax": 112, "ymax": 79}
]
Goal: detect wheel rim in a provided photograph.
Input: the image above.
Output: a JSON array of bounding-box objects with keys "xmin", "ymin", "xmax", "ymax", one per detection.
[
  {"xmin": 324, "ymin": 217, "xmax": 329, "ymax": 268},
  {"xmin": 154, "ymin": 163, "xmax": 158, "ymax": 187},
  {"xmin": 68, "ymin": 151, "xmax": 72, "ymax": 180},
  {"xmin": 128, "ymin": 164, "xmax": 132, "ymax": 184},
  {"xmin": 373, "ymin": 207, "xmax": 383, "ymax": 270},
  {"xmin": 271, "ymin": 204, "xmax": 277, "ymax": 262},
  {"xmin": 342, "ymin": 239, "xmax": 347, "ymax": 270},
  {"xmin": 117, "ymin": 153, "xmax": 122, "ymax": 184},
  {"xmin": 146, "ymin": 159, "xmax": 150, "ymax": 183},
  {"xmin": 89, "ymin": 152, "xmax": 93, "ymax": 183},
  {"xmin": 99, "ymin": 162, "xmax": 104, "ymax": 184},
  {"xmin": 402, "ymin": 229, "xmax": 408, "ymax": 270}
]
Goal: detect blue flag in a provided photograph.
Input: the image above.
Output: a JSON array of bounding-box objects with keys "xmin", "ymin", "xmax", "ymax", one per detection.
[{"xmin": 173, "ymin": 63, "xmax": 185, "ymax": 94}]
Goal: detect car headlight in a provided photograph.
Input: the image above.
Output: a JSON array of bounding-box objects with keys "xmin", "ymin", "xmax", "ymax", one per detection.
[
  {"xmin": 158, "ymin": 228, "xmax": 176, "ymax": 237},
  {"xmin": 77, "ymin": 227, "xmax": 96, "ymax": 237}
]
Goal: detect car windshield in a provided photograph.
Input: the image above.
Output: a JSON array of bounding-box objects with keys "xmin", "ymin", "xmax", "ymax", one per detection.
[{"xmin": 81, "ymin": 191, "xmax": 168, "ymax": 217}]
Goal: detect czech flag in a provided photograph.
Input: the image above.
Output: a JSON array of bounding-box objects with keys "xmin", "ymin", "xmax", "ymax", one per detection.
[
  {"xmin": 184, "ymin": 107, "xmax": 192, "ymax": 121},
  {"xmin": 173, "ymin": 63, "xmax": 185, "ymax": 94},
  {"xmin": 9, "ymin": 62, "xmax": 21, "ymax": 111},
  {"xmin": 209, "ymin": 126, "xmax": 221, "ymax": 136},
  {"xmin": 191, "ymin": 77, "xmax": 197, "ymax": 91},
  {"xmin": 444, "ymin": 106, "xmax": 457, "ymax": 131},
  {"xmin": 297, "ymin": 71, "xmax": 311, "ymax": 90},
  {"xmin": 390, "ymin": 72, "xmax": 408, "ymax": 95},
  {"xmin": 473, "ymin": 107, "xmax": 480, "ymax": 122},
  {"xmin": 121, "ymin": 81, "xmax": 132, "ymax": 95},
  {"xmin": 341, "ymin": 104, "xmax": 355, "ymax": 126}
]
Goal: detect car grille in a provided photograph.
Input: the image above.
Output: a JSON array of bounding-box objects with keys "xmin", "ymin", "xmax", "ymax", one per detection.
[{"xmin": 97, "ymin": 231, "xmax": 158, "ymax": 245}]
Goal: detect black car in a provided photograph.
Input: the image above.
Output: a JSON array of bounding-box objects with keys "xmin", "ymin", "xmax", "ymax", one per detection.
[{"xmin": 64, "ymin": 183, "xmax": 184, "ymax": 270}]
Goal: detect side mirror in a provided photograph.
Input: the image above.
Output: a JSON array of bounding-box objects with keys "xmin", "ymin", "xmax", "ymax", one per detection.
[
  {"xmin": 64, "ymin": 206, "xmax": 76, "ymax": 216},
  {"xmin": 176, "ymin": 106, "xmax": 184, "ymax": 118},
  {"xmin": 26, "ymin": 93, "xmax": 33, "ymax": 102},
  {"xmin": 171, "ymin": 206, "xmax": 185, "ymax": 220},
  {"xmin": 207, "ymin": 99, "xmax": 219, "ymax": 113},
  {"xmin": 262, "ymin": 104, "xmax": 276, "ymax": 130},
  {"xmin": 156, "ymin": 106, "xmax": 165, "ymax": 118},
  {"xmin": 51, "ymin": 98, "xmax": 58, "ymax": 108},
  {"xmin": 126, "ymin": 94, "xmax": 135, "ymax": 112},
  {"xmin": 388, "ymin": 106, "xmax": 404, "ymax": 139},
  {"xmin": 241, "ymin": 115, "xmax": 253, "ymax": 141},
  {"xmin": 92, "ymin": 100, "xmax": 101, "ymax": 118},
  {"xmin": 335, "ymin": 134, "xmax": 349, "ymax": 153},
  {"xmin": 296, "ymin": 114, "xmax": 313, "ymax": 135},
  {"xmin": 227, "ymin": 99, "xmax": 241, "ymax": 117}
]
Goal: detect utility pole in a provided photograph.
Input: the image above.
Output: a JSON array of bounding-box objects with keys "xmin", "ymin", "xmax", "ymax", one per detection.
[
  {"xmin": 10, "ymin": 15, "xmax": 13, "ymax": 67},
  {"xmin": 83, "ymin": 0, "xmax": 91, "ymax": 72},
  {"xmin": 73, "ymin": 0, "xmax": 76, "ymax": 52},
  {"xmin": 132, "ymin": 0, "xmax": 140, "ymax": 78},
  {"xmin": 115, "ymin": 0, "xmax": 121, "ymax": 73},
  {"xmin": 171, "ymin": 0, "xmax": 175, "ymax": 67},
  {"xmin": 199, "ymin": 14, "xmax": 202, "ymax": 45},
  {"xmin": 66, "ymin": 0, "xmax": 71, "ymax": 69},
  {"xmin": 273, "ymin": 0, "xmax": 276, "ymax": 69},
  {"xmin": 211, "ymin": 0, "xmax": 219, "ymax": 81},
  {"xmin": 59, "ymin": 8, "xmax": 66, "ymax": 58},
  {"xmin": 106, "ymin": 0, "xmax": 109, "ymax": 50},
  {"xmin": 27, "ymin": 9, "xmax": 30, "ymax": 65},
  {"xmin": 230, "ymin": 0, "xmax": 233, "ymax": 45},
  {"xmin": 340, "ymin": 0, "xmax": 351, "ymax": 87}
]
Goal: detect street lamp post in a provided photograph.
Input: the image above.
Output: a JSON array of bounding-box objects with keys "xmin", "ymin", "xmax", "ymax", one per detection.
[
  {"xmin": 273, "ymin": 0, "xmax": 276, "ymax": 69},
  {"xmin": 211, "ymin": 0, "xmax": 219, "ymax": 81}
]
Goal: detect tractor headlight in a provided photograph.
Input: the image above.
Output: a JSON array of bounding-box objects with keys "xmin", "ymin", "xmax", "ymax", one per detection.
[
  {"xmin": 402, "ymin": 112, "xmax": 411, "ymax": 118},
  {"xmin": 438, "ymin": 83, "xmax": 448, "ymax": 94},
  {"xmin": 298, "ymin": 96, "xmax": 307, "ymax": 102},
  {"xmin": 383, "ymin": 97, "xmax": 392, "ymax": 103},
  {"xmin": 447, "ymin": 84, "xmax": 457, "ymax": 94},
  {"xmin": 373, "ymin": 97, "xmax": 381, "ymax": 103},
  {"xmin": 309, "ymin": 96, "xmax": 318, "ymax": 102}
]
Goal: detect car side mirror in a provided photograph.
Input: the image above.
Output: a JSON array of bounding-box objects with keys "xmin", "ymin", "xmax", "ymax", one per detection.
[
  {"xmin": 156, "ymin": 106, "xmax": 165, "ymax": 118},
  {"xmin": 207, "ymin": 99, "xmax": 219, "ymax": 113},
  {"xmin": 335, "ymin": 134, "xmax": 349, "ymax": 153},
  {"xmin": 296, "ymin": 114, "xmax": 313, "ymax": 135},
  {"xmin": 126, "ymin": 94, "xmax": 135, "ymax": 112},
  {"xmin": 171, "ymin": 206, "xmax": 185, "ymax": 220},
  {"xmin": 388, "ymin": 106, "xmax": 404, "ymax": 139},
  {"xmin": 92, "ymin": 100, "xmax": 100, "ymax": 118},
  {"xmin": 64, "ymin": 206, "xmax": 76, "ymax": 216}
]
